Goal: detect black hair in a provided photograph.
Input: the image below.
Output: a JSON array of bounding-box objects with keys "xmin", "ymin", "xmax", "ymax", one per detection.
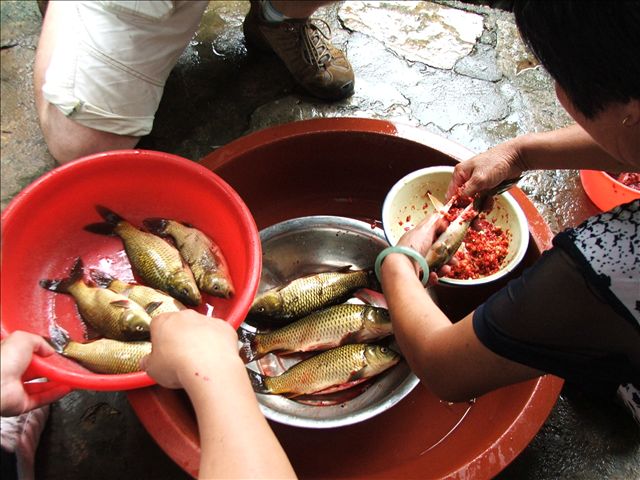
[{"xmin": 513, "ymin": 0, "xmax": 640, "ymax": 118}]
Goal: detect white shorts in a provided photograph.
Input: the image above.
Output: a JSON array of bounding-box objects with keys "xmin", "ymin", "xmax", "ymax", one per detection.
[{"xmin": 42, "ymin": 1, "xmax": 208, "ymax": 137}]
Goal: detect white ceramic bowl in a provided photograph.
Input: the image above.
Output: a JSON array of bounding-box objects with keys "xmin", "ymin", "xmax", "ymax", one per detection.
[{"xmin": 382, "ymin": 166, "xmax": 529, "ymax": 285}]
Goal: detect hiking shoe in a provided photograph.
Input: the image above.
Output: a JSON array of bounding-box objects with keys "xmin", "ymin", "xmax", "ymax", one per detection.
[{"xmin": 243, "ymin": 0, "xmax": 355, "ymax": 100}]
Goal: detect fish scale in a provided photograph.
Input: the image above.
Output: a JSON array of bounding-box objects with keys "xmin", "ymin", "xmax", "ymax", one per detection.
[
  {"xmin": 116, "ymin": 223, "xmax": 185, "ymax": 286},
  {"xmin": 39, "ymin": 258, "xmax": 152, "ymax": 341},
  {"xmin": 245, "ymin": 304, "xmax": 392, "ymax": 361},
  {"xmin": 262, "ymin": 343, "xmax": 399, "ymax": 395},
  {"xmin": 62, "ymin": 339, "xmax": 151, "ymax": 374},
  {"xmin": 68, "ymin": 281, "xmax": 151, "ymax": 340},
  {"xmin": 143, "ymin": 218, "xmax": 234, "ymax": 298},
  {"xmin": 90, "ymin": 270, "xmax": 187, "ymax": 317},
  {"xmin": 251, "ymin": 269, "xmax": 372, "ymax": 319},
  {"xmin": 110, "ymin": 220, "xmax": 201, "ymax": 306}
]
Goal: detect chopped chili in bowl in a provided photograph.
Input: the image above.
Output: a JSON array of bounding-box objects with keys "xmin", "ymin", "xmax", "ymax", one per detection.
[{"xmin": 446, "ymin": 214, "xmax": 512, "ymax": 280}]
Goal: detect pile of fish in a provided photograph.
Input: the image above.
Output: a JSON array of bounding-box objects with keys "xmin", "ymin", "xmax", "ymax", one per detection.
[
  {"xmin": 39, "ymin": 206, "xmax": 234, "ymax": 374},
  {"xmin": 241, "ymin": 267, "xmax": 401, "ymax": 399}
]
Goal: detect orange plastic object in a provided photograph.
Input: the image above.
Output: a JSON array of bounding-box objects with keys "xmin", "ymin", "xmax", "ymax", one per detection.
[
  {"xmin": 128, "ymin": 118, "xmax": 563, "ymax": 479},
  {"xmin": 580, "ymin": 169, "xmax": 640, "ymax": 211},
  {"xmin": 1, "ymin": 150, "xmax": 261, "ymax": 391}
]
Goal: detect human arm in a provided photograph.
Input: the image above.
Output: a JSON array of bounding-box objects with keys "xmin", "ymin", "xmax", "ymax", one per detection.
[
  {"xmin": 141, "ymin": 310, "xmax": 296, "ymax": 480},
  {"xmin": 1, "ymin": 331, "xmax": 71, "ymax": 416},
  {"xmin": 379, "ymin": 216, "xmax": 542, "ymax": 402},
  {"xmin": 447, "ymin": 123, "xmax": 625, "ymax": 197}
]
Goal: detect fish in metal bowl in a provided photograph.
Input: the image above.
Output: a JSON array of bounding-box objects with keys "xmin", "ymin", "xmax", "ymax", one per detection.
[{"xmin": 239, "ymin": 215, "xmax": 422, "ymax": 429}]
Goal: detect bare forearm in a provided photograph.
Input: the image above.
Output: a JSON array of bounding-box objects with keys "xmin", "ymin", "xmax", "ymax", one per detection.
[
  {"xmin": 379, "ymin": 254, "xmax": 542, "ymax": 401},
  {"xmin": 182, "ymin": 359, "xmax": 296, "ymax": 479},
  {"xmin": 379, "ymin": 254, "xmax": 451, "ymax": 374},
  {"xmin": 515, "ymin": 124, "xmax": 625, "ymax": 172}
]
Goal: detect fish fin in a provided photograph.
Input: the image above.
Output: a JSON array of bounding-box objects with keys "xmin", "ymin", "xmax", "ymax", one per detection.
[
  {"xmin": 348, "ymin": 366, "xmax": 368, "ymax": 382},
  {"xmin": 39, "ymin": 278, "xmax": 63, "ymax": 292},
  {"xmin": 109, "ymin": 299, "xmax": 131, "ymax": 309},
  {"xmin": 45, "ymin": 324, "xmax": 71, "ymax": 353},
  {"xmin": 85, "ymin": 323, "xmax": 102, "ymax": 341},
  {"xmin": 39, "ymin": 257, "xmax": 84, "ymax": 293},
  {"xmin": 336, "ymin": 265, "xmax": 354, "ymax": 273},
  {"xmin": 95, "ymin": 205, "xmax": 123, "ymax": 225},
  {"xmin": 237, "ymin": 327, "xmax": 259, "ymax": 363},
  {"xmin": 89, "ymin": 269, "xmax": 114, "ymax": 288},
  {"xmin": 83, "ymin": 222, "xmax": 116, "ymax": 236},
  {"xmin": 145, "ymin": 301, "xmax": 163, "ymax": 315},
  {"xmin": 142, "ymin": 218, "xmax": 170, "ymax": 235},
  {"xmin": 352, "ymin": 288, "xmax": 388, "ymax": 308},
  {"xmin": 247, "ymin": 369, "xmax": 270, "ymax": 394}
]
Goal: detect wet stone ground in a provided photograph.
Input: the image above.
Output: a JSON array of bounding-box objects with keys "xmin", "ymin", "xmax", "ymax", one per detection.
[{"xmin": 1, "ymin": 1, "xmax": 639, "ymax": 479}]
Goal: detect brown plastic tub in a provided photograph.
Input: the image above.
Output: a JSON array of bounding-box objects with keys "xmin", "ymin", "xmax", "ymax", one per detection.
[{"xmin": 128, "ymin": 118, "xmax": 562, "ymax": 479}]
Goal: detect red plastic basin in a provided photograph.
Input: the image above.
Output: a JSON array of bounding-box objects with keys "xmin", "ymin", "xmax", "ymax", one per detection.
[
  {"xmin": 580, "ymin": 169, "xmax": 640, "ymax": 212},
  {"xmin": 1, "ymin": 150, "xmax": 261, "ymax": 391}
]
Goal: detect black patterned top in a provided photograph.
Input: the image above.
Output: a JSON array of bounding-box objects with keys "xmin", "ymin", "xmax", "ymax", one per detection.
[{"xmin": 473, "ymin": 199, "xmax": 640, "ymax": 422}]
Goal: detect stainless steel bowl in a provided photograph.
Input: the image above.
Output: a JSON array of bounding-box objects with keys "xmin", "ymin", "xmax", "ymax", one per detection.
[{"xmin": 242, "ymin": 215, "xmax": 420, "ymax": 429}]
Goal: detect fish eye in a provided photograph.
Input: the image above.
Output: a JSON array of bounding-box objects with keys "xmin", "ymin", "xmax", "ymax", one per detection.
[
  {"xmin": 135, "ymin": 325, "xmax": 144, "ymax": 331},
  {"xmin": 380, "ymin": 347, "xmax": 388, "ymax": 353},
  {"xmin": 258, "ymin": 306, "xmax": 265, "ymax": 312}
]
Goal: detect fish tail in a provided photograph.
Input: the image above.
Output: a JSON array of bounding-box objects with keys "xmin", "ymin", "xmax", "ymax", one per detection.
[
  {"xmin": 39, "ymin": 257, "xmax": 84, "ymax": 293},
  {"xmin": 142, "ymin": 218, "xmax": 170, "ymax": 236},
  {"xmin": 238, "ymin": 327, "xmax": 260, "ymax": 363},
  {"xmin": 45, "ymin": 323, "xmax": 71, "ymax": 353},
  {"xmin": 95, "ymin": 205, "xmax": 124, "ymax": 225},
  {"xmin": 89, "ymin": 268, "xmax": 114, "ymax": 288},
  {"xmin": 83, "ymin": 206, "xmax": 124, "ymax": 235},
  {"xmin": 83, "ymin": 222, "xmax": 116, "ymax": 236},
  {"xmin": 247, "ymin": 368, "xmax": 270, "ymax": 394}
]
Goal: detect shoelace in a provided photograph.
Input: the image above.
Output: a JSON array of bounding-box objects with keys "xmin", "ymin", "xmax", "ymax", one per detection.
[{"xmin": 301, "ymin": 19, "xmax": 333, "ymax": 68}]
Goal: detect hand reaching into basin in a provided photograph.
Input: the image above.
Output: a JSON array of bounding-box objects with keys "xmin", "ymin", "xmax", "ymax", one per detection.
[{"xmin": 141, "ymin": 310, "xmax": 296, "ymax": 479}]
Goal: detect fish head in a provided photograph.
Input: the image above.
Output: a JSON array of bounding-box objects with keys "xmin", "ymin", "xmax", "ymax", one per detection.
[
  {"xmin": 167, "ymin": 272, "xmax": 202, "ymax": 307},
  {"xmin": 364, "ymin": 344, "xmax": 400, "ymax": 371},
  {"xmin": 249, "ymin": 291, "xmax": 283, "ymax": 316},
  {"xmin": 121, "ymin": 311, "xmax": 151, "ymax": 340},
  {"xmin": 201, "ymin": 273, "xmax": 234, "ymax": 299},
  {"xmin": 362, "ymin": 307, "xmax": 393, "ymax": 336}
]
